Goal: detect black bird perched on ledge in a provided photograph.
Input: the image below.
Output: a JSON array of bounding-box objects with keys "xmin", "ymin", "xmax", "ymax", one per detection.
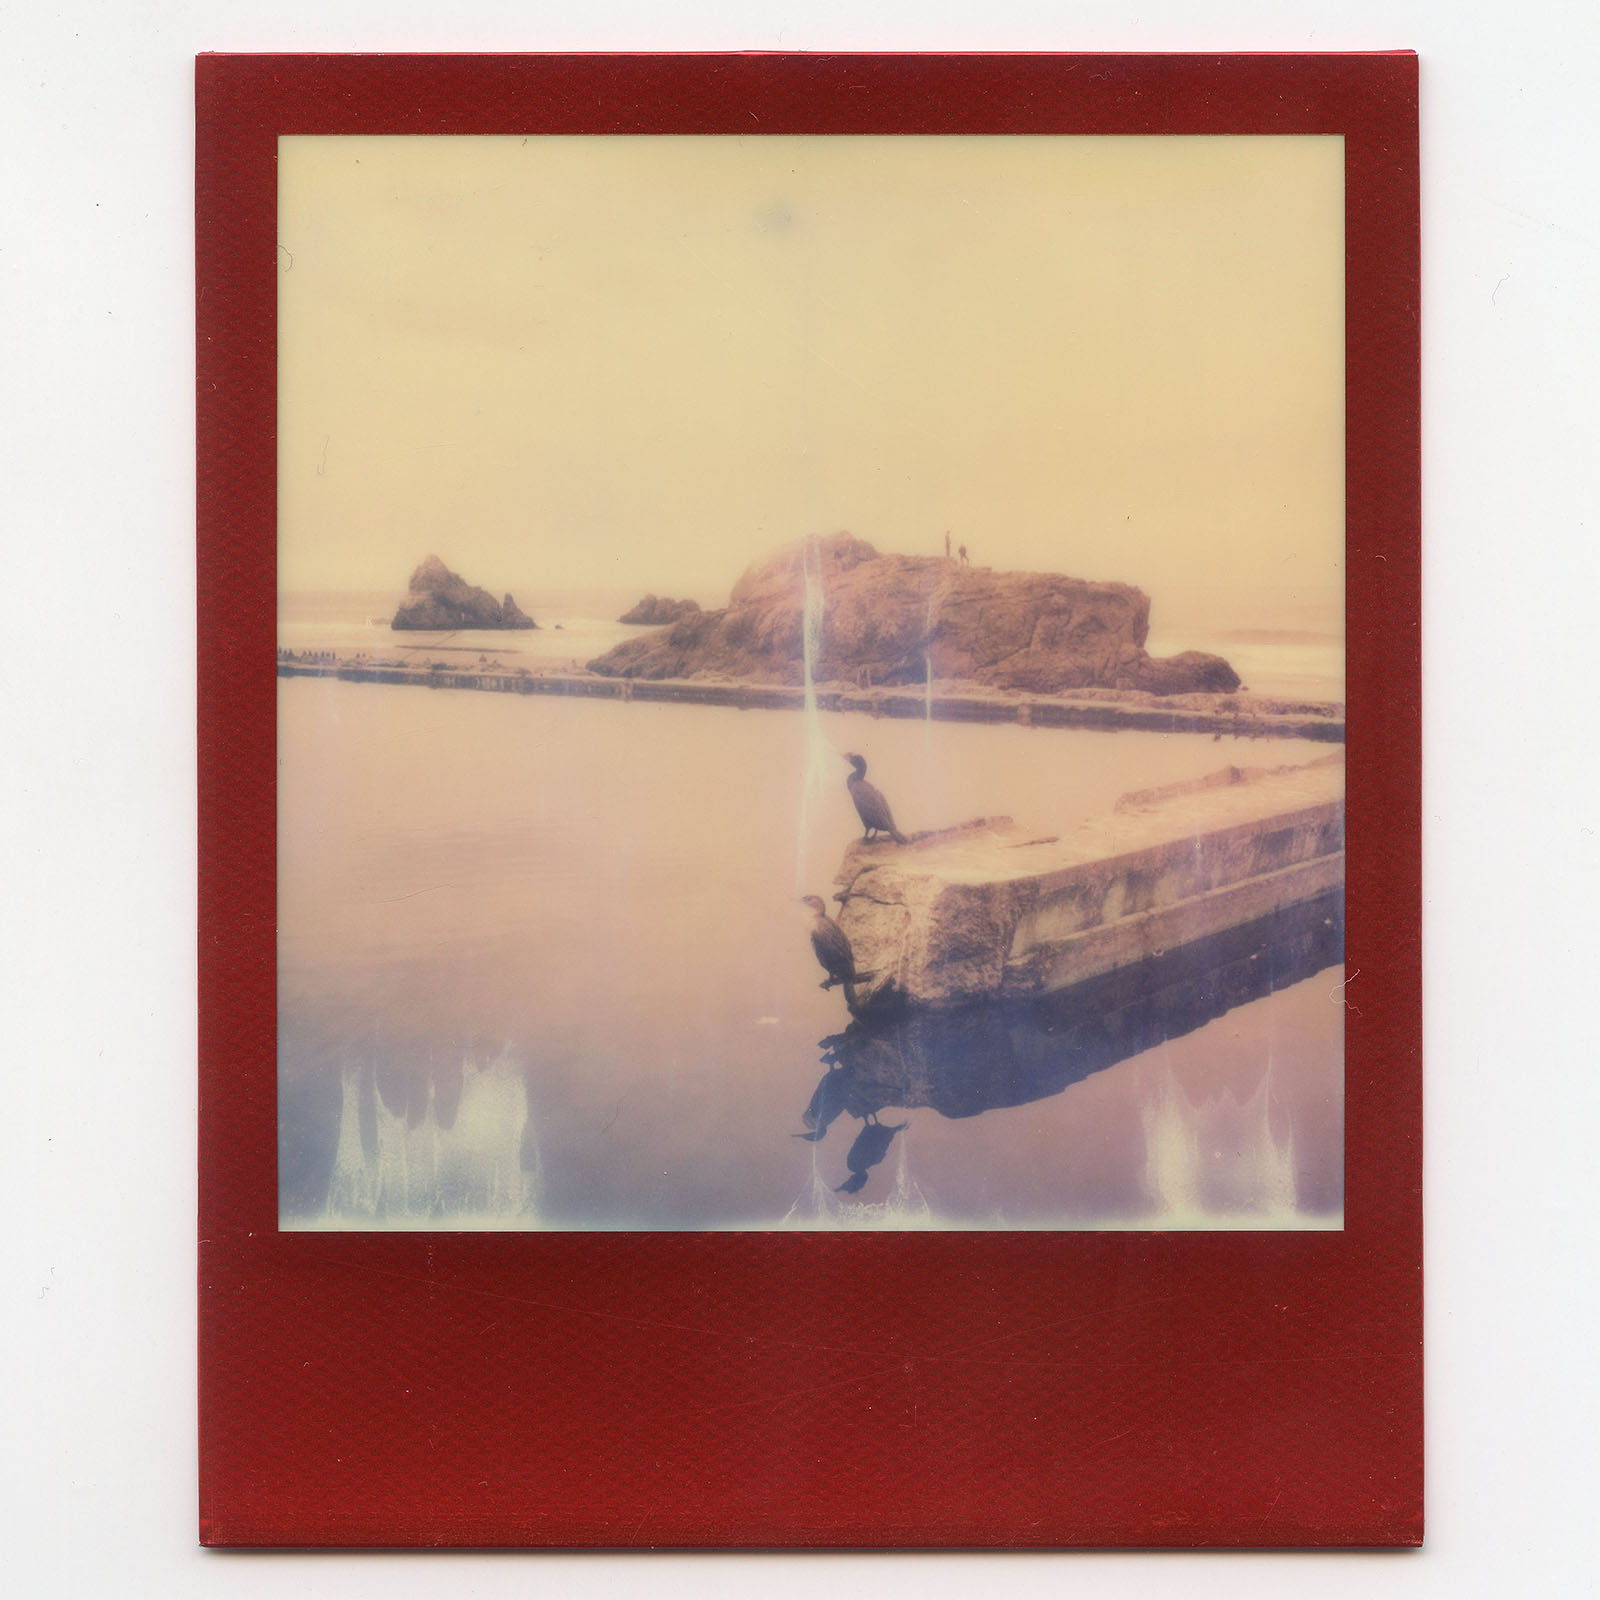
[
  {"xmin": 799, "ymin": 895, "xmax": 862, "ymax": 1002},
  {"xmin": 844, "ymin": 752, "xmax": 907, "ymax": 844}
]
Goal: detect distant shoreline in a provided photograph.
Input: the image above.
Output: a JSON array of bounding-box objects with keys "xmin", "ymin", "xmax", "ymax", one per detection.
[{"xmin": 276, "ymin": 650, "xmax": 1344, "ymax": 743}]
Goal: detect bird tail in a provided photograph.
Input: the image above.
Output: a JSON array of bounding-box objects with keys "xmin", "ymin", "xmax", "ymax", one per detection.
[
  {"xmin": 842, "ymin": 980, "xmax": 858, "ymax": 1011},
  {"xmin": 891, "ymin": 828, "xmax": 907, "ymax": 845}
]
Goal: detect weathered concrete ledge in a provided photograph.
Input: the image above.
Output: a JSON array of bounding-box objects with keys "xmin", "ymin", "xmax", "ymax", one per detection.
[
  {"xmin": 811, "ymin": 886, "xmax": 1344, "ymax": 1122},
  {"xmin": 276, "ymin": 653, "xmax": 1343, "ymax": 742},
  {"xmin": 832, "ymin": 756, "xmax": 1345, "ymax": 1011}
]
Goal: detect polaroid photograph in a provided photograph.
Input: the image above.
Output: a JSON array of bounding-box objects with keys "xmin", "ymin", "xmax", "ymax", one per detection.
[{"xmin": 200, "ymin": 53, "xmax": 1419, "ymax": 1547}]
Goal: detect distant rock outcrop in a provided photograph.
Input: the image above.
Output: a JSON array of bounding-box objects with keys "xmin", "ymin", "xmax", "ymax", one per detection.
[
  {"xmin": 586, "ymin": 533, "xmax": 1238, "ymax": 697},
  {"xmin": 500, "ymin": 593, "xmax": 536, "ymax": 629},
  {"xmin": 391, "ymin": 556, "xmax": 537, "ymax": 631},
  {"xmin": 618, "ymin": 594, "xmax": 702, "ymax": 625}
]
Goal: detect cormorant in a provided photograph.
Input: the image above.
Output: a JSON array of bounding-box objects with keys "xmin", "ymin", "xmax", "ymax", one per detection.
[
  {"xmin": 798, "ymin": 895, "xmax": 860, "ymax": 1000},
  {"xmin": 844, "ymin": 753, "xmax": 907, "ymax": 844}
]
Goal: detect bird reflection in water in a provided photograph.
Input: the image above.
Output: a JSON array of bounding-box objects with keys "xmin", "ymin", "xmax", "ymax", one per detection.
[
  {"xmin": 792, "ymin": 887, "xmax": 1344, "ymax": 1198},
  {"xmin": 836, "ymin": 1117, "xmax": 910, "ymax": 1193},
  {"xmin": 793, "ymin": 1056, "xmax": 854, "ymax": 1142},
  {"xmin": 791, "ymin": 1052, "xmax": 908, "ymax": 1193}
]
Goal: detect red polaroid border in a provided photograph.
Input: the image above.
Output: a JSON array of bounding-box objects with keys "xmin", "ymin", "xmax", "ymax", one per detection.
[{"xmin": 198, "ymin": 52, "xmax": 1420, "ymax": 1549}]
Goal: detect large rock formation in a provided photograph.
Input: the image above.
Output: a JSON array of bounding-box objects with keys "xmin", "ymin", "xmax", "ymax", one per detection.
[
  {"xmin": 618, "ymin": 594, "xmax": 702, "ymax": 625},
  {"xmin": 587, "ymin": 533, "xmax": 1237, "ymax": 696},
  {"xmin": 391, "ymin": 556, "xmax": 537, "ymax": 631}
]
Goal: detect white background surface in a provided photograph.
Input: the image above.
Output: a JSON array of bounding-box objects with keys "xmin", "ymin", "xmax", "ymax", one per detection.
[{"xmin": 7, "ymin": 2, "xmax": 1597, "ymax": 1594}]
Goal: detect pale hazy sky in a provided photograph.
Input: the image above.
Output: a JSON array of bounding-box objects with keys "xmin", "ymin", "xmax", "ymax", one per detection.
[{"xmin": 278, "ymin": 134, "xmax": 1343, "ymax": 601}]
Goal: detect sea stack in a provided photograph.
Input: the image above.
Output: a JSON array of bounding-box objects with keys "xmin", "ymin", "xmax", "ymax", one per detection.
[
  {"xmin": 586, "ymin": 532, "xmax": 1237, "ymax": 696},
  {"xmin": 391, "ymin": 556, "xmax": 538, "ymax": 631}
]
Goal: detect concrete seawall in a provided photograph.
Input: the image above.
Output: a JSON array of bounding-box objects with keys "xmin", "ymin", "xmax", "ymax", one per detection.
[
  {"xmin": 832, "ymin": 757, "xmax": 1345, "ymax": 1011},
  {"xmin": 276, "ymin": 656, "xmax": 1344, "ymax": 742},
  {"xmin": 815, "ymin": 886, "xmax": 1344, "ymax": 1121}
]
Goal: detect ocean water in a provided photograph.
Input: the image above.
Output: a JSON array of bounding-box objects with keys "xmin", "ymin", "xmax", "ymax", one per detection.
[
  {"xmin": 1141, "ymin": 581, "xmax": 1344, "ymax": 704},
  {"xmin": 277, "ymin": 585, "xmax": 1344, "ymax": 1229}
]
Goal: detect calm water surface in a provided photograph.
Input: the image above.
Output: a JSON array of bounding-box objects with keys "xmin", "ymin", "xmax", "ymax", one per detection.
[{"xmin": 278, "ymin": 671, "xmax": 1343, "ymax": 1230}]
